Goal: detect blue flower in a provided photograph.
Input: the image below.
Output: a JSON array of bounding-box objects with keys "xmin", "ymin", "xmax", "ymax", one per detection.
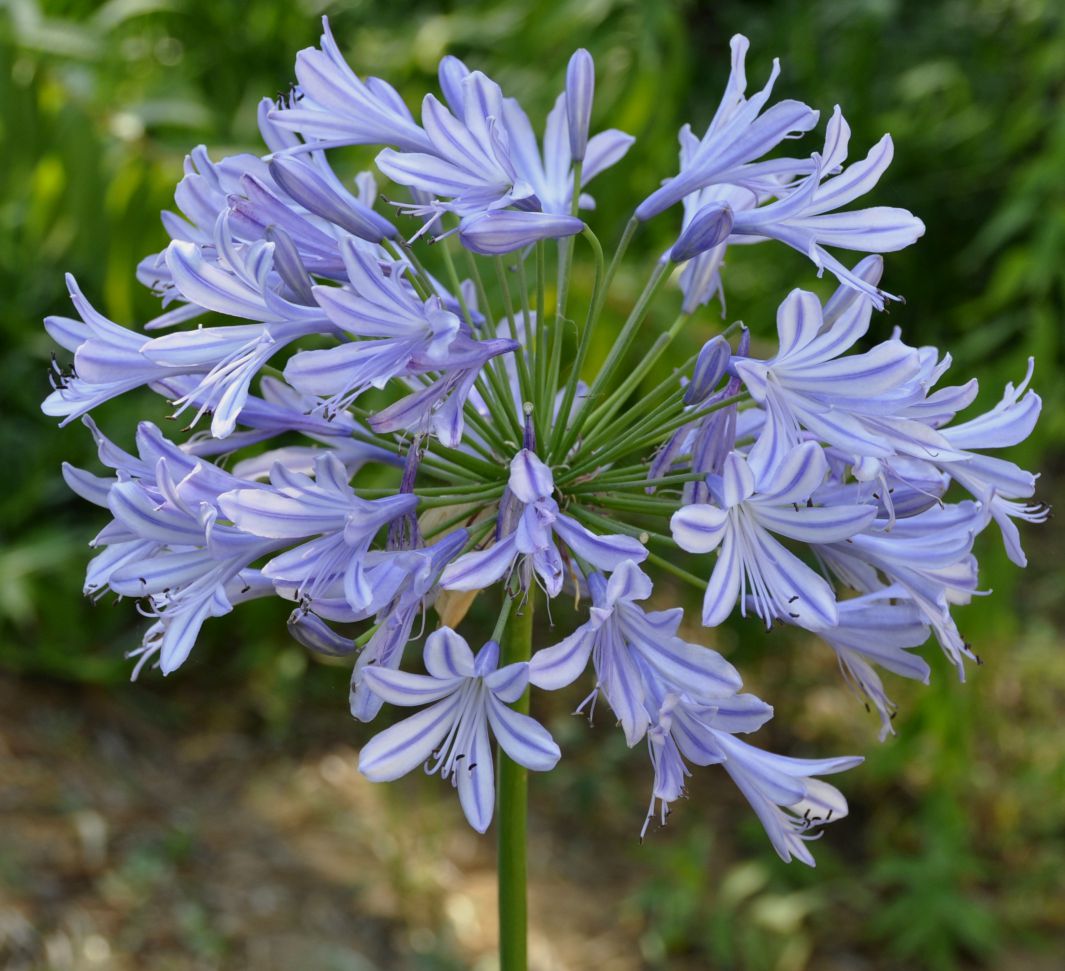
[
  {"xmin": 730, "ymin": 284, "xmax": 945, "ymax": 480},
  {"xmin": 219, "ymin": 453, "xmax": 418, "ymax": 612},
  {"xmin": 817, "ymin": 501, "xmax": 985, "ymax": 676},
  {"xmin": 43, "ymin": 276, "xmax": 190, "ymax": 426},
  {"xmin": 348, "ymin": 530, "xmax": 470, "ymax": 722},
  {"xmin": 87, "ymin": 453, "xmax": 281, "ymax": 675},
  {"xmin": 671, "ymin": 444, "xmax": 875, "ymax": 628},
  {"xmin": 935, "ymin": 360, "xmax": 1046, "ymax": 566},
  {"xmin": 712, "ymin": 732, "xmax": 861, "ymax": 865},
  {"xmin": 637, "ymin": 35, "xmax": 820, "ymax": 220},
  {"xmin": 372, "ymin": 49, "xmax": 632, "ymax": 230},
  {"xmin": 440, "ymin": 449, "xmax": 647, "ymax": 596},
  {"xmin": 268, "ymin": 18, "xmax": 431, "ymax": 152},
  {"xmin": 529, "ymin": 560, "xmax": 742, "ymax": 744},
  {"xmin": 457, "ymin": 211, "xmax": 586, "ymax": 255},
  {"xmin": 358, "ymin": 629, "xmax": 560, "ymax": 832},
  {"xmin": 283, "ymin": 241, "xmax": 516, "ymax": 438},
  {"xmin": 725, "ymin": 110, "xmax": 925, "ymax": 306}
]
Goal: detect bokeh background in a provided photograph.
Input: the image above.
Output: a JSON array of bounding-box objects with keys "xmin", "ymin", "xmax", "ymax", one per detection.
[{"xmin": 2, "ymin": 1, "xmax": 1064, "ymax": 969}]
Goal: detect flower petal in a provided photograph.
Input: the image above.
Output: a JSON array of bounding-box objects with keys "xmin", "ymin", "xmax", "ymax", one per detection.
[
  {"xmin": 440, "ymin": 534, "xmax": 518, "ymax": 590},
  {"xmin": 486, "ymin": 694, "xmax": 561, "ymax": 771},
  {"xmin": 424, "ymin": 627, "xmax": 476, "ymax": 679},
  {"xmin": 670, "ymin": 503, "xmax": 729, "ymax": 554},
  {"xmin": 358, "ymin": 694, "xmax": 462, "ymax": 782},
  {"xmin": 360, "ymin": 666, "xmax": 464, "ymax": 706},
  {"xmin": 553, "ymin": 513, "xmax": 647, "ymax": 570}
]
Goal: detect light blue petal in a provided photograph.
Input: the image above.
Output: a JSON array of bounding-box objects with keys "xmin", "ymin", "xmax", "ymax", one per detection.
[
  {"xmin": 358, "ymin": 694, "xmax": 463, "ymax": 782},
  {"xmin": 424, "ymin": 627, "xmax": 476, "ymax": 679},
  {"xmin": 486, "ymin": 695, "xmax": 561, "ymax": 771}
]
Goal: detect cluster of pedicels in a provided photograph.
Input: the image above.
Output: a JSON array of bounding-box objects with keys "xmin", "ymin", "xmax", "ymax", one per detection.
[{"xmin": 44, "ymin": 20, "xmax": 1045, "ymax": 864}]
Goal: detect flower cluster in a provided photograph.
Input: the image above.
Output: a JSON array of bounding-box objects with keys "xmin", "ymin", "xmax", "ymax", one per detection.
[{"xmin": 45, "ymin": 19, "xmax": 1044, "ymax": 863}]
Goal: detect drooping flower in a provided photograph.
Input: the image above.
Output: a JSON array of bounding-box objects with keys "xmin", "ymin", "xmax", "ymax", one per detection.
[
  {"xmin": 43, "ymin": 276, "xmax": 191, "ymax": 426},
  {"xmin": 934, "ymin": 360, "xmax": 1046, "ymax": 566},
  {"xmin": 89, "ymin": 454, "xmax": 282, "ymax": 675},
  {"xmin": 348, "ymin": 530, "xmax": 470, "ymax": 721},
  {"xmin": 529, "ymin": 560, "xmax": 742, "ymax": 744},
  {"xmin": 358, "ymin": 629, "xmax": 560, "ymax": 831},
  {"xmin": 218, "ymin": 453, "xmax": 418, "ymax": 613},
  {"xmin": 283, "ymin": 240, "xmax": 516, "ymax": 439},
  {"xmin": 816, "ymin": 501, "xmax": 986, "ymax": 676},
  {"xmin": 724, "ymin": 110, "xmax": 925, "ymax": 306},
  {"xmin": 713, "ymin": 732, "xmax": 862, "ymax": 865}
]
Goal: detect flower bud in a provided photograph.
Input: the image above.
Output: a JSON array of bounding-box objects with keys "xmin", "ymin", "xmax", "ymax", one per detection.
[
  {"xmin": 669, "ymin": 202, "xmax": 734, "ymax": 263},
  {"xmin": 458, "ymin": 211, "xmax": 585, "ymax": 255},
  {"xmin": 565, "ymin": 49, "xmax": 595, "ymax": 162},
  {"xmin": 265, "ymin": 225, "xmax": 315, "ymax": 305},
  {"xmin": 684, "ymin": 335, "xmax": 731, "ymax": 405},
  {"xmin": 269, "ymin": 155, "xmax": 398, "ymax": 243}
]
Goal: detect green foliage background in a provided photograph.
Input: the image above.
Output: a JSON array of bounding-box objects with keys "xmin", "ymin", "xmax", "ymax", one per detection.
[{"xmin": 1, "ymin": 1, "xmax": 1063, "ymax": 969}]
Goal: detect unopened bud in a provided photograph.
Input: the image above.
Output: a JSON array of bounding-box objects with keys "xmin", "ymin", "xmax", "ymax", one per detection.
[
  {"xmin": 684, "ymin": 335, "xmax": 731, "ymax": 405},
  {"xmin": 565, "ymin": 49, "xmax": 595, "ymax": 162},
  {"xmin": 458, "ymin": 211, "xmax": 585, "ymax": 255},
  {"xmin": 669, "ymin": 202, "xmax": 734, "ymax": 263},
  {"xmin": 269, "ymin": 155, "xmax": 397, "ymax": 243}
]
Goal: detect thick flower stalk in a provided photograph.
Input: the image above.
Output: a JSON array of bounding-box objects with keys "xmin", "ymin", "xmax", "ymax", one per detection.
[{"xmin": 44, "ymin": 19, "xmax": 1046, "ymax": 966}]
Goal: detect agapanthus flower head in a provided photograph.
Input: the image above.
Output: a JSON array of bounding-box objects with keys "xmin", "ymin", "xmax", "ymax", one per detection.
[{"xmin": 42, "ymin": 20, "xmax": 1043, "ymax": 871}]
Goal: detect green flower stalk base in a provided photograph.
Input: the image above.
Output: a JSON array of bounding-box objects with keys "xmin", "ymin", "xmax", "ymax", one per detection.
[{"xmin": 498, "ymin": 587, "xmax": 534, "ymax": 971}]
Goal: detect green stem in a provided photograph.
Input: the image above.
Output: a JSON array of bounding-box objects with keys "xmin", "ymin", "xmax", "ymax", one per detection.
[
  {"xmin": 549, "ymin": 227, "xmax": 606, "ymax": 458},
  {"xmin": 579, "ymin": 494, "xmax": 679, "ymax": 516},
  {"xmin": 393, "ymin": 240, "xmax": 434, "ymax": 300},
  {"xmin": 560, "ymin": 393, "xmax": 747, "ymax": 482},
  {"xmin": 495, "ymin": 256, "xmax": 535, "ymax": 409},
  {"xmin": 582, "ymin": 312, "xmax": 690, "ymax": 433},
  {"xmin": 555, "ymin": 258, "xmax": 672, "ymax": 459},
  {"xmin": 436, "ymin": 236, "xmax": 474, "ymax": 328},
  {"xmin": 498, "ymin": 585, "xmax": 534, "ymax": 971},
  {"xmin": 534, "ymin": 242, "xmax": 548, "ymax": 411},
  {"xmin": 566, "ymin": 471, "xmax": 707, "ymax": 493},
  {"xmin": 418, "ymin": 486, "xmax": 505, "ymax": 509},
  {"xmin": 603, "ymin": 215, "xmax": 639, "ymax": 293},
  {"xmin": 645, "ymin": 550, "xmax": 708, "ymax": 592}
]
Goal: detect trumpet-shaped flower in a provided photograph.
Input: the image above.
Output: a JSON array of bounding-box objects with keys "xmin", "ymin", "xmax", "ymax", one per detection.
[
  {"xmin": 219, "ymin": 453, "xmax": 417, "ymax": 612},
  {"xmin": 529, "ymin": 560, "xmax": 742, "ymax": 744},
  {"xmin": 358, "ymin": 629, "xmax": 560, "ymax": 831},
  {"xmin": 637, "ymin": 35, "xmax": 819, "ymax": 220},
  {"xmin": 670, "ymin": 444, "xmax": 875, "ymax": 628},
  {"xmin": 440, "ymin": 449, "xmax": 647, "ymax": 596}
]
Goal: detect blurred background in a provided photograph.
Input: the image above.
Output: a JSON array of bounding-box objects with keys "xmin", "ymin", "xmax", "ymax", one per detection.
[{"xmin": 2, "ymin": 0, "xmax": 1064, "ymax": 968}]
